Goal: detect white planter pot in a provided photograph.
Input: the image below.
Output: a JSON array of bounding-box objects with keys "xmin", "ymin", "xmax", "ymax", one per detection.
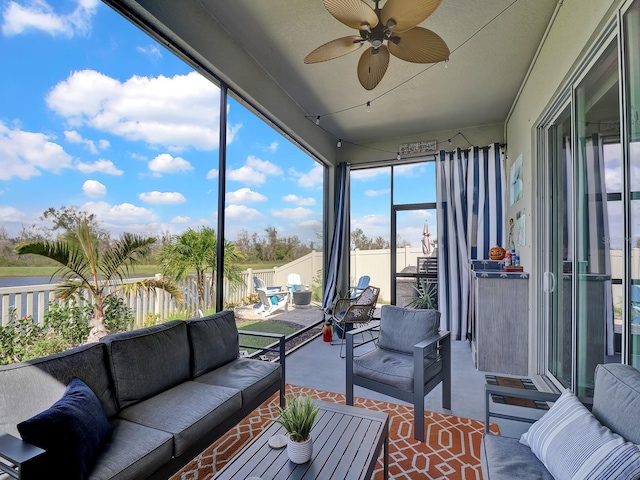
[{"xmin": 287, "ymin": 436, "xmax": 313, "ymax": 464}]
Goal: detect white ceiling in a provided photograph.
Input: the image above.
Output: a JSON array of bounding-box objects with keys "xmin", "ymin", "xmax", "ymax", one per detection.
[{"xmin": 108, "ymin": 0, "xmax": 559, "ymax": 149}]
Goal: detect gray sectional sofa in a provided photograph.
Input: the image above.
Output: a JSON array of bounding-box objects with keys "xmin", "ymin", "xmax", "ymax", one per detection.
[
  {"xmin": 0, "ymin": 310, "xmax": 285, "ymax": 480},
  {"xmin": 481, "ymin": 363, "xmax": 640, "ymax": 479}
]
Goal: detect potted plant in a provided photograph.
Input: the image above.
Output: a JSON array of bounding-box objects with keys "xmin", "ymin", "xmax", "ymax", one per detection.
[
  {"xmin": 407, "ymin": 278, "xmax": 438, "ymax": 310},
  {"xmin": 275, "ymin": 395, "xmax": 320, "ymax": 464}
]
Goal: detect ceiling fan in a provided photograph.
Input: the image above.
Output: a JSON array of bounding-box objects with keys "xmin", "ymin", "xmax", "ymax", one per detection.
[{"xmin": 304, "ymin": 0, "xmax": 450, "ymax": 90}]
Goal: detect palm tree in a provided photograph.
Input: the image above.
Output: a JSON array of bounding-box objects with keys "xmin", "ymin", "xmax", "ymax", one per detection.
[
  {"xmin": 158, "ymin": 227, "xmax": 244, "ymax": 313},
  {"xmin": 15, "ymin": 222, "xmax": 182, "ymax": 343}
]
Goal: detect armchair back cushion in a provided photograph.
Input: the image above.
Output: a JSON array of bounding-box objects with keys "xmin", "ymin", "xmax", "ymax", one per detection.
[
  {"xmin": 186, "ymin": 311, "xmax": 239, "ymax": 377},
  {"xmin": 377, "ymin": 305, "xmax": 440, "ymax": 355},
  {"xmin": 592, "ymin": 363, "xmax": 640, "ymax": 444}
]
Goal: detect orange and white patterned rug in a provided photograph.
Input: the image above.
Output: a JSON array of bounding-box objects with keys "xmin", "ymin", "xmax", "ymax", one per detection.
[{"xmin": 170, "ymin": 385, "xmax": 498, "ymax": 480}]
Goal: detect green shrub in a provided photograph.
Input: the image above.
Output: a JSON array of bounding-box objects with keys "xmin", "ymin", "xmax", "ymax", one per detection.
[
  {"xmin": 103, "ymin": 296, "xmax": 135, "ymax": 333},
  {"xmin": 0, "ymin": 311, "xmax": 44, "ymax": 365},
  {"xmin": 43, "ymin": 301, "xmax": 91, "ymax": 346},
  {"xmin": 23, "ymin": 332, "xmax": 72, "ymax": 361}
]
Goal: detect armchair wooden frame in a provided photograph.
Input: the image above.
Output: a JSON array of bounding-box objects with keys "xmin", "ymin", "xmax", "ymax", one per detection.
[{"xmin": 346, "ymin": 323, "xmax": 451, "ymax": 442}]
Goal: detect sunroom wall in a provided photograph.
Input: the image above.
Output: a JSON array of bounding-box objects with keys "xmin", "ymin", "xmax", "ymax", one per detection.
[{"xmin": 506, "ymin": 0, "xmax": 623, "ymax": 374}]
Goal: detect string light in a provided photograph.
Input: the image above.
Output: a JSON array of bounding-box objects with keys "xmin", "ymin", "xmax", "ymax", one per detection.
[
  {"xmin": 315, "ymin": 116, "xmax": 320, "ymax": 125},
  {"xmin": 396, "ymin": 152, "xmax": 401, "ymax": 161},
  {"xmin": 448, "ymin": 138, "xmax": 452, "ymax": 144},
  {"xmin": 366, "ymin": 101, "xmax": 371, "ymax": 113},
  {"xmin": 444, "ymin": 59, "xmax": 449, "ymax": 69},
  {"xmin": 337, "ymin": 139, "xmax": 342, "ymax": 147}
]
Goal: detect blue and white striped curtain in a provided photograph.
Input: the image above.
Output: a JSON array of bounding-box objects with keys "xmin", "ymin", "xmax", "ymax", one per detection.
[
  {"xmin": 322, "ymin": 162, "xmax": 350, "ymax": 314},
  {"xmin": 436, "ymin": 144, "xmax": 505, "ymax": 340}
]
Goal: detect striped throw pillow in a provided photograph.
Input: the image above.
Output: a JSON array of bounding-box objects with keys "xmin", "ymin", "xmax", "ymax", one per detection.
[{"xmin": 520, "ymin": 389, "xmax": 640, "ymax": 480}]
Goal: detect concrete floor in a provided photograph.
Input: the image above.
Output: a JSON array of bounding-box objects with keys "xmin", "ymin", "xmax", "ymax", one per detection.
[{"xmin": 235, "ymin": 302, "xmax": 545, "ymax": 438}]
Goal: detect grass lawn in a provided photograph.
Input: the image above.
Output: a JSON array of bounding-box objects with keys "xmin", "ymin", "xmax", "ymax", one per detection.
[{"xmin": 236, "ymin": 319, "xmax": 297, "ymax": 354}]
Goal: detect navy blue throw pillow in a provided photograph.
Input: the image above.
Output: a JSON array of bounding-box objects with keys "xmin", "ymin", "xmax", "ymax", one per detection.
[{"xmin": 17, "ymin": 377, "xmax": 112, "ymax": 480}]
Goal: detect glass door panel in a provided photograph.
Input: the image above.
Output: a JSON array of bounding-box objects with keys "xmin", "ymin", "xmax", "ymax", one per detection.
[
  {"xmin": 546, "ymin": 106, "xmax": 573, "ymax": 389},
  {"xmin": 394, "ymin": 208, "xmax": 437, "ymax": 308},
  {"xmin": 574, "ymin": 40, "xmax": 619, "ymax": 396},
  {"xmin": 624, "ymin": 0, "xmax": 640, "ymax": 366}
]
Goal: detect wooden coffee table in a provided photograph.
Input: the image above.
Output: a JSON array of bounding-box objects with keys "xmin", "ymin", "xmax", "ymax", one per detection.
[{"xmin": 213, "ymin": 401, "xmax": 389, "ymax": 480}]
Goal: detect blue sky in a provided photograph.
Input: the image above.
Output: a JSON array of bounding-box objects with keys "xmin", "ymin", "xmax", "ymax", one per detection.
[{"xmin": 0, "ymin": 0, "xmax": 437, "ymax": 249}]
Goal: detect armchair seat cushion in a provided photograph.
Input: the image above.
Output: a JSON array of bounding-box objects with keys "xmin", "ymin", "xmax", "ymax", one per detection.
[
  {"xmin": 481, "ymin": 434, "xmax": 553, "ymax": 480},
  {"xmin": 353, "ymin": 348, "xmax": 442, "ymax": 393}
]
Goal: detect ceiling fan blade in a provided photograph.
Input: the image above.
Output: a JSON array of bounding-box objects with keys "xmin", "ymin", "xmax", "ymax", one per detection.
[
  {"xmin": 304, "ymin": 35, "xmax": 364, "ymax": 64},
  {"xmin": 322, "ymin": 0, "xmax": 379, "ymax": 30},
  {"xmin": 357, "ymin": 45, "xmax": 389, "ymax": 90},
  {"xmin": 388, "ymin": 27, "xmax": 450, "ymax": 63},
  {"xmin": 381, "ymin": 0, "xmax": 442, "ymax": 33}
]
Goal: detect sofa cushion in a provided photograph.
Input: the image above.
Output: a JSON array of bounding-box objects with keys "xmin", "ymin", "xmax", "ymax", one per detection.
[
  {"xmin": 377, "ymin": 305, "xmax": 439, "ymax": 355},
  {"xmin": 520, "ymin": 389, "xmax": 640, "ymax": 480},
  {"xmin": 592, "ymin": 363, "xmax": 640, "ymax": 444},
  {"xmin": 118, "ymin": 381, "xmax": 241, "ymax": 456},
  {"xmin": 353, "ymin": 348, "xmax": 441, "ymax": 393},
  {"xmin": 481, "ymin": 434, "xmax": 553, "ymax": 480},
  {"xmin": 101, "ymin": 320, "xmax": 191, "ymax": 409},
  {"xmin": 186, "ymin": 311, "xmax": 239, "ymax": 377},
  {"xmin": 194, "ymin": 357, "xmax": 280, "ymax": 405},
  {"xmin": 17, "ymin": 378, "xmax": 112, "ymax": 480},
  {"xmin": 0, "ymin": 342, "xmax": 117, "ymax": 437},
  {"xmin": 88, "ymin": 419, "xmax": 173, "ymax": 480}
]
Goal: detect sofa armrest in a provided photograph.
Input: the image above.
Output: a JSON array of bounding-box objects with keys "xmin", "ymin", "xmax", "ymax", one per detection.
[
  {"xmin": 0, "ymin": 433, "xmax": 45, "ymax": 479},
  {"xmin": 237, "ymin": 330, "xmax": 286, "ymax": 408},
  {"xmin": 484, "ymin": 385, "xmax": 561, "ymax": 434}
]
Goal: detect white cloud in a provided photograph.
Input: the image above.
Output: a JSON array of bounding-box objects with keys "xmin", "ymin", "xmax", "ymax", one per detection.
[
  {"xmin": 46, "ymin": 70, "xmax": 240, "ymax": 151},
  {"xmin": 226, "ymin": 187, "xmax": 267, "ymax": 205},
  {"xmin": 299, "ymin": 219, "xmax": 322, "ymax": 231},
  {"xmin": 365, "ymin": 188, "xmax": 390, "ymax": 197},
  {"xmin": 82, "ymin": 179, "xmax": 106, "ymax": 197},
  {"xmin": 97, "ymin": 139, "xmax": 110, "ymax": 149},
  {"xmin": 283, "ymin": 194, "xmax": 316, "ymax": 206},
  {"xmin": 295, "ymin": 164, "xmax": 323, "ymax": 187},
  {"xmin": 1, "ymin": 0, "xmax": 98, "ymax": 37},
  {"xmin": 139, "ymin": 191, "xmax": 186, "ymax": 205},
  {"xmin": 171, "ymin": 216, "xmax": 191, "ymax": 224},
  {"xmin": 351, "ymin": 168, "xmax": 390, "ymax": 180},
  {"xmin": 0, "ymin": 121, "xmax": 73, "ymax": 180},
  {"xmin": 206, "ymin": 168, "xmax": 218, "ymax": 179},
  {"xmin": 76, "ymin": 158, "xmax": 123, "ymax": 175},
  {"xmin": 271, "ymin": 207, "xmax": 313, "ymax": 219},
  {"xmin": 81, "ymin": 201, "xmax": 158, "ymax": 224},
  {"xmin": 0, "ymin": 205, "xmax": 28, "ymax": 224},
  {"xmin": 225, "ymin": 204, "xmax": 264, "ymax": 221},
  {"xmin": 148, "ymin": 153, "xmax": 193, "ymax": 175},
  {"xmin": 227, "ymin": 165, "xmax": 265, "ymax": 185},
  {"xmin": 137, "ymin": 44, "xmax": 162, "ymax": 61},
  {"xmin": 265, "ymin": 141, "xmax": 278, "ymax": 153},
  {"xmin": 394, "ymin": 163, "xmax": 424, "ymax": 176},
  {"xmin": 351, "ymin": 214, "xmax": 390, "ymax": 240},
  {"xmin": 227, "ymin": 155, "xmax": 282, "ymax": 185},
  {"xmin": 64, "ymin": 129, "xmax": 109, "ymax": 154}
]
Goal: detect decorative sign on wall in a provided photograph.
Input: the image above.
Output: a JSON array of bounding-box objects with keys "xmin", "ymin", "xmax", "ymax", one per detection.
[{"xmin": 399, "ymin": 140, "xmax": 437, "ymax": 156}]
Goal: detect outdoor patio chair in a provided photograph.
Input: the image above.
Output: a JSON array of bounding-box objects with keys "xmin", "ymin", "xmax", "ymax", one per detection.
[
  {"xmin": 346, "ymin": 305, "xmax": 451, "ymax": 442},
  {"xmin": 348, "ymin": 275, "xmax": 370, "ymax": 298},
  {"xmin": 331, "ymin": 285, "xmax": 380, "ymax": 357},
  {"xmin": 286, "ymin": 273, "xmax": 310, "ymax": 292},
  {"xmin": 254, "ymin": 277, "xmax": 290, "ymax": 317}
]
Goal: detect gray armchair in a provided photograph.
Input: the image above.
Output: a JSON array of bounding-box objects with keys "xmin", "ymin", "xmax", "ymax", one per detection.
[{"xmin": 346, "ymin": 305, "xmax": 451, "ymax": 442}]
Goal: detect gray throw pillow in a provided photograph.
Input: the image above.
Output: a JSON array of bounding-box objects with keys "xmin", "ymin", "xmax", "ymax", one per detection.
[{"xmin": 376, "ymin": 305, "xmax": 439, "ymax": 355}]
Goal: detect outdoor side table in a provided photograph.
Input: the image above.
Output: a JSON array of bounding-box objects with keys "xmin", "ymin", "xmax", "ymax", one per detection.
[
  {"xmin": 213, "ymin": 400, "xmax": 389, "ymax": 479},
  {"xmin": 0, "ymin": 433, "xmax": 45, "ymax": 479}
]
